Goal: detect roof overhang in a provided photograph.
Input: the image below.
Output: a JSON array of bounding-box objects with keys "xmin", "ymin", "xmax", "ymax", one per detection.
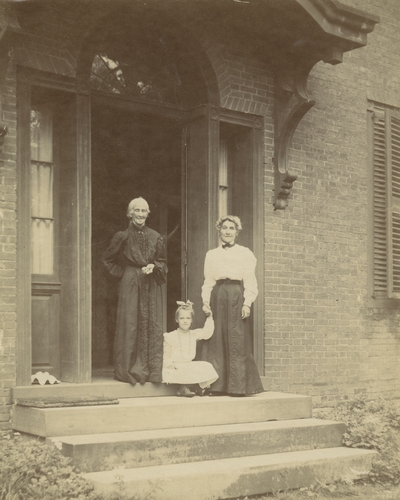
[{"xmin": 0, "ymin": 0, "xmax": 380, "ymax": 210}]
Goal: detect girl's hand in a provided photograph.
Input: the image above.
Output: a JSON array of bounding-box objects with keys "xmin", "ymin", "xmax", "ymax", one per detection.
[
  {"xmin": 241, "ymin": 305, "xmax": 251, "ymax": 319},
  {"xmin": 202, "ymin": 302, "xmax": 212, "ymax": 317}
]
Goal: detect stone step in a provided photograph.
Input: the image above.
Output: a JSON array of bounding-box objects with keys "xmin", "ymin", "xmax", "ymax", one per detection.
[
  {"xmin": 11, "ymin": 378, "xmax": 269, "ymax": 402},
  {"xmin": 83, "ymin": 447, "xmax": 377, "ymax": 500},
  {"xmin": 11, "ymin": 380, "xmax": 178, "ymax": 402},
  {"xmin": 12, "ymin": 391, "xmax": 311, "ymax": 437},
  {"xmin": 55, "ymin": 418, "xmax": 345, "ymax": 473}
]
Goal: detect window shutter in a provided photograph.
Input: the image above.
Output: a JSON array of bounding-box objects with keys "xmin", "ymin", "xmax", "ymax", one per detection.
[
  {"xmin": 389, "ymin": 113, "xmax": 400, "ymax": 295},
  {"xmin": 372, "ymin": 106, "xmax": 387, "ymax": 296}
]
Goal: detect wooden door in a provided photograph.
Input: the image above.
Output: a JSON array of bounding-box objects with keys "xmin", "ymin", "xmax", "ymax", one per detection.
[
  {"xmin": 29, "ymin": 100, "xmax": 61, "ymax": 378},
  {"xmin": 184, "ymin": 107, "xmax": 264, "ymax": 370},
  {"xmin": 16, "ymin": 76, "xmax": 92, "ymax": 384},
  {"xmin": 183, "ymin": 105, "xmax": 219, "ymax": 326}
]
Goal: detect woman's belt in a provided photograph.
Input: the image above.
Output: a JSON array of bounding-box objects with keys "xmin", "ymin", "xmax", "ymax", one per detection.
[
  {"xmin": 123, "ymin": 256, "xmax": 144, "ymax": 268},
  {"xmin": 216, "ymin": 279, "xmax": 242, "ymax": 285}
]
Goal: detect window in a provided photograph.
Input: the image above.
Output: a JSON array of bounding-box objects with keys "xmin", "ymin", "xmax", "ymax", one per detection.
[
  {"xmin": 369, "ymin": 102, "xmax": 400, "ymax": 299},
  {"xmin": 30, "ymin": 107, "xmax": 54, "ymax": 275},
  {"xmin": 90, "ymin": 27, "xmax": 182, "ymax": 105},
  {"xmin": 218, "ymin": 139, "xmax": 229, "ymax": 218}
]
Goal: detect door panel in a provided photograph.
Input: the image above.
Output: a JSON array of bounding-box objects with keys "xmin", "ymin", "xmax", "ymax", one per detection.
[
  {"xmin": 31, "ymin": 285, "xmax": 60, "ymax": 374},
  {"xmin": 184, "ymin": 106, "xmax": 219, "ymax": 326}
]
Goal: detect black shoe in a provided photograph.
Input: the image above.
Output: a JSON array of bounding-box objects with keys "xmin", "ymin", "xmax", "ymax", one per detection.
[
  {"xmin": 206, "ymin": 390, "xmax": 225, "ymax": 397},
  {"xmin": 177, "ymin": 386, "xmax": 196, "ymax": 398},
  {"xmin": 195, "ymin": 386, "xmax": 206, "ymax": 396}
]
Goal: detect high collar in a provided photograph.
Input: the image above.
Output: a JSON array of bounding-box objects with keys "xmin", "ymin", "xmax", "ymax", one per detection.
[
  {"xmin": 222, "ymin": 242, "xmax": 235, "ymax": 249},
  {"xmin": 131, "ymin": 222, "xmax": 146, "ymax": 231}
]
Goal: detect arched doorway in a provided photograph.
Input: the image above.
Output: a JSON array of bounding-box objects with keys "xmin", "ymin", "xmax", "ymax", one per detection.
[
  {"xmin": 22, "ymin": 6, "xmax": 263, "ymax": 385},
  {"xmin": 80, "ymin": 10, "xmax": 215, "ymax": 371}
]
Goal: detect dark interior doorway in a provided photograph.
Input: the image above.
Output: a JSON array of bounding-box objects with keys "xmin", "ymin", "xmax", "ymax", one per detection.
[{"xmin": 91, "ymin": 104, "xmax": 183, "ymax": 369}]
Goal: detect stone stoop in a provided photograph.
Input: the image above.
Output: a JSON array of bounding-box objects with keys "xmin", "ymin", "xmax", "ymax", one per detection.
[
  {"xmin": 11, "ymin": 390, "xmax": 377, "ymax": 499},
  {"xmin": 83, "ymin": 448, "xmax": 375, "ymax": 500}
]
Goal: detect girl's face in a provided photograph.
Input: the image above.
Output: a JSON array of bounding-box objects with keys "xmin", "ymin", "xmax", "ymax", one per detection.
[
  {"xmin": 219, "ymin": 220, "xmax": 238, "ymax": 245},
  {"xmin": 177, "ymin": 310, "xmax": 192, "ymax": 332}
]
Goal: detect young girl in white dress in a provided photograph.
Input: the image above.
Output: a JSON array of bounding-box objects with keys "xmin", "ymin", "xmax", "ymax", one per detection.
[{"xmin": 162, "ymin": 300, "xmax": 218, "ymax": 397}]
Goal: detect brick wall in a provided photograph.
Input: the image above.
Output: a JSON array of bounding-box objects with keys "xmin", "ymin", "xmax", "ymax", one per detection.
[
  {"xmin": 0, "ymin": 59, "xmax": 17, "ymax": 429},
  {"xmin": 259, "ymin": 0, "xmax": 400, "ymax": 405},
  {"xmin": 197, "ymin": 0, "xmax": 400, "ymax": 406}
]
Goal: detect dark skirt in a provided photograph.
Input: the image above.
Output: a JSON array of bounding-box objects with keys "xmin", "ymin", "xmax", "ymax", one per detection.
[
  {"xmin": 113, "ymin": 266, "xmax": 164, "ymax": 385},
  {"xmin": 201, "ymin": 281, "xmax": 264, "ymax": 395}
]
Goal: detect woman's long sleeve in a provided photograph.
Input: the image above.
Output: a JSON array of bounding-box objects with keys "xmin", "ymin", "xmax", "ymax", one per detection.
[
  {"xmin": 201, "ymin": 251, "xmax": 216, "ymax": 304},
  {"xmin": 153, "ymin": 236, "xmax": 168, "ymax": 285},
  {"xmin": 101, "ymin": 230, "xmax": 129, "ymax": 281},
  {"xmin": 242, "ymin": 248, "xmax": 258, "ymax": 307}
]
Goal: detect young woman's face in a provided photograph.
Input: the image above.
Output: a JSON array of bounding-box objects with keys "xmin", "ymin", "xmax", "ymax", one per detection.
[
  {"xmin": 177, "ymin": 310, "xmax": 192, "ymax": 332},
  {"xmin": 219, "ymin": 221, "xmax": 238, "ymax": 245}
]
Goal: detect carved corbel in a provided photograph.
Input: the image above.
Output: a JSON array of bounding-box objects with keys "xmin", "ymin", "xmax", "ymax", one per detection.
[{"xmin": 273, "ymin": 59, "xmax": 317, "ymax": 210}]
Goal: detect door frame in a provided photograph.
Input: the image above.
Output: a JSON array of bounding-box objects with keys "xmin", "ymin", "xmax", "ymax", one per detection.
[
  {"xmin": 219, "ymin": 108, "xmax": 265, "ymax": 372},
  {"xmin": 184, "ymin": 105, "xmax": 265, "ymax": 373},
  {"xmin": 16, "ymin": 69, "xmax": 265, "ymax": 385},
  {"xmin": 16, "ymin": 68, "xmax": 91, "ymax": 384}
]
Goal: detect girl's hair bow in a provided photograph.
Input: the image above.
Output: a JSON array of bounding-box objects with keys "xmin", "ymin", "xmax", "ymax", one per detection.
[{"xmin": 176, "ymin": 300, "xmax": 194, "ymax": 310}]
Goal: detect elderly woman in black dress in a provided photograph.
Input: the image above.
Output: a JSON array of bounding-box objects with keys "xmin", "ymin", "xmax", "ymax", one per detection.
[
  {"xmin": 102, "ymin": 197, "xmax": 167, "ymax": 385},
  {"xmin": 201, "ymin": 215, "xmax": 263, "ymax": 396}
]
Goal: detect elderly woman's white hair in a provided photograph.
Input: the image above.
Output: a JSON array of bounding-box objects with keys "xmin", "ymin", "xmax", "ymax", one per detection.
[
  {"xmin": 126, "ymin": 197, "xmax": 150, "ymax": 217},
  {"xmin": 215, "ymin": 215, "xmax": 242, "ymax": 232}
]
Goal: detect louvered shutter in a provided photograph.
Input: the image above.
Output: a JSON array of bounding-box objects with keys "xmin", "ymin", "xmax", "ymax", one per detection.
[
  {"xmin": 372, "ymin": 106, "xmax": 387, "ymax": 296},
  {"xmin": 389, "ymin": 112, "xmax": 400, "ymax": 296}
]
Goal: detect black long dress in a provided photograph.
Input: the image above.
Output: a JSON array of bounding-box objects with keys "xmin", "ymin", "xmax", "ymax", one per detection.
[
  {"xmin": 102, "ymin": 222, "xmax": 167, "ymax": 385},
  {"xmin": 201, "ymin": 244, "xmax": 264, "ymax": 395}
]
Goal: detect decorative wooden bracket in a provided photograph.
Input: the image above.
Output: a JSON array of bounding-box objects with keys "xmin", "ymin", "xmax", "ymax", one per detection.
[
  {"xmin": 271, "ymin": 1, "xmax": 379, "ymax": 210},
  {"xmin": 273, "ymin": 61, "xmax": 316, "ymax": 210}
]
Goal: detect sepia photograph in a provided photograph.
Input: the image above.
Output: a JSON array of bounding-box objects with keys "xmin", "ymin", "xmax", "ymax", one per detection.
[{"xmin": 0, "ymin": 0, "xmax": 399, "ymax": 499}]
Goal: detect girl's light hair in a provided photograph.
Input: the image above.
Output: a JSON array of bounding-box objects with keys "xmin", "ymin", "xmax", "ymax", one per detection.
[
  {"xmin": 215, "ymin": 215, "xmax": 242, "ymax": 232},
  {"xmin": 175, "ymin": 300, "xmax": 194, "ymax": 321}
]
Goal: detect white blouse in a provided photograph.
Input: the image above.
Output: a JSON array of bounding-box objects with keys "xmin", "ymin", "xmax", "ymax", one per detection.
[
  {"xmin": 163, "ymin": 316, "xmax": 214, "ymax": 368},
  {"xmin": 201, "ymin": 244, "xmax": 258, "ymax": 307}
]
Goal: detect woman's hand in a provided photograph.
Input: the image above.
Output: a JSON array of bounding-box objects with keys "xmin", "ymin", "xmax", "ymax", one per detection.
[
  {"xmin": 202, "ymin": 302, "xmax": 212, "ymax": 317},
  {"xmin": 241, "ymin": 305, "xmax": 251, "ymax": 319},
  {"xmin": 141, "ymin": 264, "xmax": 155, "ymax": 275}
]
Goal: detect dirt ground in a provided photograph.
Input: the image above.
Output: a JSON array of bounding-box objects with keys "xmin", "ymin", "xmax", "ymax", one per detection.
[{"xmin": 248, "ymin": 483, "xmax": 400, "ymax": 500}]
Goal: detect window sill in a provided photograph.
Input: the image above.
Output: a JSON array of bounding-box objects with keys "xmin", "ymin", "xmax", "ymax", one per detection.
[{"xmin": 365, "ymin": 297, "xmax": 400, "ymax": 309}]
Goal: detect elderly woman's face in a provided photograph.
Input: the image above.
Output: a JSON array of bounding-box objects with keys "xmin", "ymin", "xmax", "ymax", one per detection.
[
  {"xmin": 219, "ymin": 220, "xmax": 238, "ymax": 244},
  {"xmin": 130, "ymin": 201, "xmax": 149, "ymax": 226}
]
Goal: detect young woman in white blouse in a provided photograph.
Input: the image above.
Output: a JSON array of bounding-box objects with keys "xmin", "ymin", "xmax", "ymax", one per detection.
[{"xmin": 201, "ymin": 216, "xmax": 264, "ymax": 396}]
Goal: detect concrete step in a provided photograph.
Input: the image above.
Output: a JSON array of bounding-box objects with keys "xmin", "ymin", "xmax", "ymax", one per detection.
[
  {"xmin": 83, "ymin": 447, "xmax": 377, "ymax": 500},
  {"xmin": 55, "ymin": 418, "xmax": 345, "ymax": 473},
  {"xmin": 11, "ymin": 380, "xmax": 178, "ymax": 402},
  {"xmin": 12, "ymin": 391, "xmax": 311, "ymax": 437},
  {"xmin": 11, "ymin": 378, "xmax": 269, "ymax": 402}
]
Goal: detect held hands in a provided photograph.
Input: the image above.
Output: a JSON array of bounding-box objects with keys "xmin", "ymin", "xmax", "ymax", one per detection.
[
  {"xmin": 202, "ymin": 302, "xmax": 212, "ymax": 317},
  {"xmin": 203, "ymin": 301, "xmax": 249, "ymax": 319},
  {"xmin": 241, "ymin": 305, "xmax": 251, "ymax": 319},
  {"xmin": 141, "ymin": 263, "xmax": 155, "ymax": 275}
]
